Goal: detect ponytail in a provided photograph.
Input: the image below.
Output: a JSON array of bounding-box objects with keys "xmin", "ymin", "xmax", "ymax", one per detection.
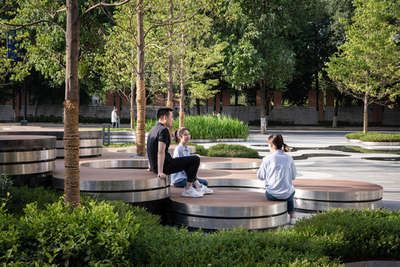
[
  {"xmin": 174, "ymin": 129, "xmax": 180, "ymax": 143},
  {"xmin": 270, "ymin": 134, "xmax": 290, "ymax": 152},
  {"xmin": 283, "ymin": 143, "xmax": 290, "ymax": 152}
]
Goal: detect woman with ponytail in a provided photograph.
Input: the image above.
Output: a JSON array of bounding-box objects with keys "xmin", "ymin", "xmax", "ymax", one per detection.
[{"xmin": 258, "ymin": 134, "xmax": 297, "ymax": 224}]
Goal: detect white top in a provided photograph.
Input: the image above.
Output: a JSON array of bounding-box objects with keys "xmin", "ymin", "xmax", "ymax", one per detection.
[
  {"xmin": 171, "ymin": 143, "xmax": 191, "ymax": 184},
  {"xmin": 257, "ymin": 150, "xmax": 296, "ymax": 199},
  {"xmin": 111, "ymin": 110, "xmax": 118, "ymax": 123}
]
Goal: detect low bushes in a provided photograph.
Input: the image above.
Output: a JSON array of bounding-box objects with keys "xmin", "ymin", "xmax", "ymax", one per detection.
[
  {"xmin": 175, "ymin": 115, "xmax": 249, "ymax": 139},
  {"xmin": 192, "ymin": 143, "xmax": 259, "ymax": 158},
  {"xmin": 2, "ymin": 186, "xmax": 400, "ymax": 266},
  {"xmin": 346, "ymin": 132, "xmax": 400, "ymax": 142}
]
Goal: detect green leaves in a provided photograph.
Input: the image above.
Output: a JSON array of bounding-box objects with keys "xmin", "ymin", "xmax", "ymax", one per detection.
[{"xmin": 326, "ymin": 0, "xmax": 400, "ymax": 103}]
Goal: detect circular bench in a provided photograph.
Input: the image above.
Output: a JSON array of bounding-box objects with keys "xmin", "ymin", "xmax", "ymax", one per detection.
[
  {"xmin": 0, "ymin": 129, "xmax": 102, "ymax": 158},
  {"xmin": 52, "ymin": 159, "xmax": 169, "ymax": 203},
  {"xmin": 0, "ymin": 135, "xmax": 56, "ymax": 185},
  {"xmin": 169, "ymin": 178, "xmax": 288, "ymax": 230},
  {"xmin": 293, "ymin": 179, "xmax": 383, "ymax": 211}
]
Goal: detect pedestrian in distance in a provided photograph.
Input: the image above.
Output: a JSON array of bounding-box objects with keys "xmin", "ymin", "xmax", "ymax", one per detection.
[
  {"xmin": 257, "ymin": 134, "xmax": 297, "ymax": 224},
  {"xmin": 111, "ymin": 106, "xmax": 118, "ymax": 128}
]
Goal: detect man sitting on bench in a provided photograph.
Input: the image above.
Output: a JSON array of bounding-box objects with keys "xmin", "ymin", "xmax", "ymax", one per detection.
[{"xmin": 146, "ymin": 107, "xmax": 203, "ymax": 198}]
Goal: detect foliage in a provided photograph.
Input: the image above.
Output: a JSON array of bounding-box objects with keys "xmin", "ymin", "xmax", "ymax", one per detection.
[
  {"xmin": 207, "ymin": 143, "xmax": 259, "ymax": 158},
  {"xmin": 189, "ymin": 143, "xmax": 259, "ymax": 158},
  {"xmin": 173, "ymin": 115, "xmax": 248, "ymax": 139},
  {"xmin": 190, "ymin": 143, "xmax": 208, "ymax": 156},
  {"xmin": 325, "ymin": 0, "xmax": 400, "ymax": 105},
  {"xmin": 346, "ymin": 132, "xmax": 400, "ymax": 142},
  {"xmin": 2, "ymin": 187, "xmax": 400, "ymax": 265}
]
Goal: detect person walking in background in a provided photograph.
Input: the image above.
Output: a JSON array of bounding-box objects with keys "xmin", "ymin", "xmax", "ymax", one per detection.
[
  {"xmin": 147, "ymin": 108, "xmax": 203, "ymax": 198},
  {"xmin": 172, "ymin": 127, "xmax": 213, "ymax": 195},
  {"xmin": 257, "ymin": 134, "xmax": 297, "ymax": 225},
  {"xmin": 111, "ymin": 106, "xmax": 118, "ymax": 128}
]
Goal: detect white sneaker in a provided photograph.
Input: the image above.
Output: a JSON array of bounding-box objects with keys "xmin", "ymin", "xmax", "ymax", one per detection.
[
  {"xmin": 182, "ymin": 187, "xmax": 204, "ymax": 198},
  {"xmin": 290, "ymin": 218, "xmax": 296, "ymax": 225},
  {"xmin": 196, "ymin": 184, "xmax": 214, "ymax": 195}
]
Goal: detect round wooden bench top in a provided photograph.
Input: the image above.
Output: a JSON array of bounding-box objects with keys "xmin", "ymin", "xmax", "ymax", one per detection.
[
  {"xmin": 293, "ymin": 179, "xmax": 383, "ymax": 202},
  {"xmin": 0, "ymin": 128, "xmax": 102, "ymax": 139},
  {"xmin": 0, "ymin": 135, "xmax": 56, "ymax": 151},
  {"xmin": 169, "ymin": 187, "xmax": 288, "ymax": 230}
]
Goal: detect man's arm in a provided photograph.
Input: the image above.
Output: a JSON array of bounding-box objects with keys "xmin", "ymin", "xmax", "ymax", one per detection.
[{"xmin": 157, "ymin": 141, "xmax": 167, "ymax": 179}]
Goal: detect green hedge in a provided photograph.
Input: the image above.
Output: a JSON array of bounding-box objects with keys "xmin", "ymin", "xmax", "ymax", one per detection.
[
  {"xmin": 174, "ymin": 115, "xmax": 248, "ymax": 139},
  {"xmin": 192, "ymin": 143, "xmax": 259, "ymax": 158},
  {"xmin": 346, "ymin": 132, "xmax": 400, "ymax": 142},
  {"xmin": 2, "ymin": 187, "xmax": 400, "ymax": 266}
]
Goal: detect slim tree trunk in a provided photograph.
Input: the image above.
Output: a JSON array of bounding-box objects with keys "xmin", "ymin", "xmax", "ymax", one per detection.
[
  {"xmin": 64, "ymin": 0, "xmax": 80, "ymax": 207},
  {"xmin": 363, "ymin": 93, "xmax": 368, "ymax": 133},
  {"xmin": 235, "ymin": 90, "xmax": 238, "ymax": 106},
  {"xmin": 166, "ymin": 0, "xmax": 174, "ymax": 108},
  {"xmin": 130, "ymin": 73, "xmax": 135, "ymax": 130},
  {"xmin": 196, "ymin": 99, "xmax": 200, "ymax": 115},
  {"xmin": 136, "ymin": 0, "xmax": 146, "ymax": 156},
  {"xmin": 332, "ymin": 96, "xmax": 338, "ymax": 128},
  {"xmin": 315, "ymin": 72, "xmax": 319, "ymax": 111},
  {"xmin": 179, "ymin": 31, "xmax": 185, "ymax": 128},
  {"xmin": 259, "ymin": 79, "xmax": 266, "ymax": 134}
]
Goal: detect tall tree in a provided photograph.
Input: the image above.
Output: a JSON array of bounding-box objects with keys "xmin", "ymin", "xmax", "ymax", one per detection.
[
  {"xmin": 2, "ymin": 0, "xmax": 131, "ymax": 206},
  {"xmin": 326, "ymin": 0, "xmax": 400, "ymax": 133}
]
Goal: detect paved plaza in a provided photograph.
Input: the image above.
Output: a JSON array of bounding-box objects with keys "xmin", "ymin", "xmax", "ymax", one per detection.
[{"xmin": 199, "ymin": 129, "xmax": 400, "ymax": 212}]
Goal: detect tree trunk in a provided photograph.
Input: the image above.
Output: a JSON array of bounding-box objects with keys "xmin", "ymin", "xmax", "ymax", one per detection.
[
  {"xmin": 363, "ymin": 93, "xmax": 368, "ymax": 133},
  {"xmin": 259, "ymin": 79, "xmax": 266, "ymax": 134},
  {"xmin": 315, "ymin": 72, "xmax": 319, "ymax": 111},
  {"xmin": 235, "ymin": 90, "xmax": 238, "ymax": 106},
  {"xmin": 130, "ymin": 72, "xmax": 135, "ymax": 130},
  {"xmin": 136, "ymin": 0, "xmax": 146, "ymax": 156},
  {"xmin": 64, "ymin": 0, "xmax": 80, "ymax": 207},
  {"xmin": 179, "ymin": 31, "xmax": 185, "ymax": 128},
  {"xmin": 196, "ymin": 99, "xmax": 200, "ymax": 115},
  {"xmin": 166, "ymin": 0, "xmax": 174, "ymax": 109}
]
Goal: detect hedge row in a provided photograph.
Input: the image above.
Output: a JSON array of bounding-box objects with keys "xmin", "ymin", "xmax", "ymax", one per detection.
[
  {"xmin": 193, "ymin": 143, "xmax": 259, "ymax": 158},
  {"xmin": 1, "ymin": 186, "xmax": 400, "ymax": 266},
  {"xmin": 346, "ymin": 132, "xmax": 400, "ymax": 142}
]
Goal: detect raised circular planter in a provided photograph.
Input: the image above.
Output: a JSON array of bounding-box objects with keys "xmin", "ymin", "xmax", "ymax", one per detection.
[
  {"xmin": 0, "ymin": 135, "xmax": 56, "ymax": 185},
  {"xmin": 0, "ymin": 129, "xmax": 102, "ymax": 158},
  {"xmin": 294, "ymin": 179, "xmax": 383, "ymax": 211},
  {"xmin": 53, "ymin": 159, "xmax": 169, "ymax": 203}
]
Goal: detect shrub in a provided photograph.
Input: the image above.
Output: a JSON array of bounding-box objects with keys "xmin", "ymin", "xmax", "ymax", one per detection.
[
  {"xmin": 3, "ymin": 186, "xmax": 400, "ymax": 266},
  {"xmin": 345, "ymin": 132, "xmax": 400, "ymax": 142},
  {"xmin": 207, "ymin": 144, "xmax": 259, "ymax": 158},
  {"xmin": 5, "ymin": 186, "xmax": 61, "ymax": 217},
  {"xmin": 174, "ymin": 115, "xmax": 248, "ymax": 139}
]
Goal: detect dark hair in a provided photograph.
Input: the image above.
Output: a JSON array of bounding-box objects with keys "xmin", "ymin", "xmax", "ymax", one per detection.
[
  {"xmin": 157, "ymin": 108, "xmax": 173, "ymax": 120},
  {"xmin": 269, "ymin": 134, "xmax": 290, "ymax": 152},
  {"xmin": 174, "ymin": 127, "xmax": 189, "ymax": 143}
]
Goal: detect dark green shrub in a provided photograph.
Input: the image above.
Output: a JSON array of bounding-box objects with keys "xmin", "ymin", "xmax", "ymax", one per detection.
[
  {"xmin": 5, "ymin": 186, "xmax": 61, "ymax": 216},
  {"xmin": 190, "ymin": 143, "xmax": 208, "ymax": 156},
  {"xmin": 207, "ymin": 144, "xmax": 259, "ymax": 158},
  {"xmin": 345, "ymin": 132, "xmax": 400, "ymax": 142},
  {"xmin": 3, "ymin": 200, "xmax": 140, "ymax": 266}
]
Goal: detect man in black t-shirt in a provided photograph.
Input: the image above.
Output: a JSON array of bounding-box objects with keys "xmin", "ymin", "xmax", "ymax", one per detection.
[{"xmin": 146, "ymin": 108, "xmax": 203, "ymax": 198}]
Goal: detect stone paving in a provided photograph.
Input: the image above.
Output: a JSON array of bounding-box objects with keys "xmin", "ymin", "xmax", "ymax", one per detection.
[{"xmin": 196, "ymin": 129, "xmax": 400, "ymax": 215}]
